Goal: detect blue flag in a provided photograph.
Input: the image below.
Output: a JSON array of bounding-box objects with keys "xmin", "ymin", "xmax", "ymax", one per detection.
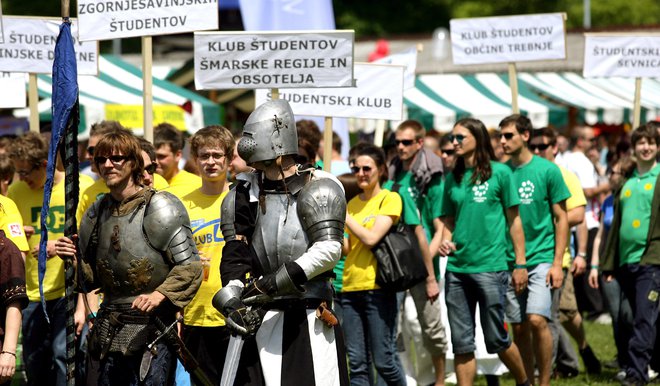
[
  {"xmin": 239, "ymin": 0, "xmax": 335, "ymax": 30},
  {"xmin": 38, "ymin": 21, "xmax": 79, "ymax": 314}
]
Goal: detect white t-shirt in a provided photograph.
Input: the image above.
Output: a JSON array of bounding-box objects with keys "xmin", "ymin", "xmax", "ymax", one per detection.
[{"xmin": 564, "ymin": 151, "xmax": 600, "ymax": 229}]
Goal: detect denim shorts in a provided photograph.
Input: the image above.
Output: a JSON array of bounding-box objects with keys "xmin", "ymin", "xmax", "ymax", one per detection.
[
  {"xmin": 505, "ymin": 263, "xmax": 553, "ymax": 323},
  {"xmin": 444, "ymin": 271, "xmax": 511, "ymax": 355}
]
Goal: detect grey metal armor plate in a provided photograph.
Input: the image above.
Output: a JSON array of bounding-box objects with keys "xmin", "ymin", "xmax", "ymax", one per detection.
[{"xmin": 297, "ymin": 178, "xmax": 346, "ymax": 244}]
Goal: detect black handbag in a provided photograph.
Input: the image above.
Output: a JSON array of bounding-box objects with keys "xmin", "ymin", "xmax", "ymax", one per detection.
[{"xmin": 371, "ymin": 185, "xmax": 429, "ymax": 292}]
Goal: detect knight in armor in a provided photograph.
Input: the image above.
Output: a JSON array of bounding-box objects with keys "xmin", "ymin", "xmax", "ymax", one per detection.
[
  {"xmin": 213, "ymin": 99, "xmax": 349, "ymax": 386},
  {"xmin": 55, "ymin": 130, "xmax": 203, "ymax": 386}
]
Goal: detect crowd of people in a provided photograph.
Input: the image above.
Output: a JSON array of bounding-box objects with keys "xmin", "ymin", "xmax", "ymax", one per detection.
[{"xmin": 0, "ymin": 98, "xmax": 658, "ymax": 386}]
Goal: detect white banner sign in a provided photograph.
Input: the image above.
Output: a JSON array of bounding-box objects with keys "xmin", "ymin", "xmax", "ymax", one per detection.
[
  {"xmin": 0, "ymin": 72, "xmax": 26, "ymax": 108},
  {"xmin": 584, "ymin": 35, "xmax": 660, "ymax": 78},
  {"xmin": 77, "ymin": 0, "xmax": 218, "ymax": 41},
  {"xmin": 255, "ymin": 63, "xmax": 404, "ymax": 121},
  {"xmin": 374, "ymin": 47, "xmax": 417, "ymax": 90},
  {"xmin": 450, "ymin": 13, "xmax": 566, "ymax": 65},
  {"xmin": 194, "ymin": 30, "xmax": 354, "ymax": 90},
  {"xmin": 0, "ymin": 1, "xmax": 4, "ymax": 44},
  {"xmin": 0, "ymin": 17, "xmax": 98, "ymax": 75}
]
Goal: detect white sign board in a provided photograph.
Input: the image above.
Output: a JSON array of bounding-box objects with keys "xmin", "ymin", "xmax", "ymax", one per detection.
[
  {"xmin": 450, "ymin": 13, "xmax": 566, "ymax": 65},
  {"xmin": 0, "ymin": 72, "xmax": 27, "ymax": 108},
  {"xmin": 0, "ymin": 1, "xmax": 4, "ymax": 44},
  {"xmin": 194, "ymin": 30, "xmax": 354, "ymax": 90},
  {"xmin": 77, "ymin": 0, "xmax": 218, "ymax": 41},
  {"xmin": 0, "ymin": 17, "xmax": 98, "ymax": 75},
  {"xmin": 584, "ymin": 35, "xmax": 660, "ymax": 78},
  {"xmin": 374, "ymin": 47, "xmax": 417, "ymax": 90},
  {"xmin": 255, "ymin": 63, "xmax": 404, "ymax": 121}
]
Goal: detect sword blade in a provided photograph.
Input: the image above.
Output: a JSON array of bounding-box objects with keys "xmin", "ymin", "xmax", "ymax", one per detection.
[{"xmin": 220, "ymin": 334, "xmax": 245, "ymax": 386}]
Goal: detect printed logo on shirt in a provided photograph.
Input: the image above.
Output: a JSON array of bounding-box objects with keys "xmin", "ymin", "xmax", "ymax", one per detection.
[
  {"xmin": 472, "ymin": 182, "xmax": 489, "ymax": 203},
  {"xmin": 8, "ymin": 223, "xmax": 23, "ymax": 237},
  {"xmin": 518, "ymin": 180, "xmax": 535, "ymax": 204}
]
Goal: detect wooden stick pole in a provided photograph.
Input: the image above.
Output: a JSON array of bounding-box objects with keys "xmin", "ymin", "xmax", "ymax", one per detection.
[
  {"xmin": 323, "ymin": 117, "xmax": 333, "ymax": 172},
  {"xmin": 508, "ymin": 63, "xmax": 520, "ymax": 114},
  {"xmin": 271, "ymin": 88, "xmax": 279, "ymax": 100},
  {"xmin": 632, "ymin": 77, "xmax": 642, "ymax": 130},
  {"xmin": 29, "ymin": 73, "xmax": 39, "ymax": 132},
  {"xmin": 142, "ymin": 36, "xmax": 154, "ymax": 142}
]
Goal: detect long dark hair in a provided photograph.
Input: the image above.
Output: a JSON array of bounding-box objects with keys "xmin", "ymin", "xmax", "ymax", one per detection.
[
  {"xmin": 453, "ymin": 118, "xmax": 496, "ymax": 185},
  {"xmin": 350, "ymin": 143, "xmax": 388, "ymax": 184}
]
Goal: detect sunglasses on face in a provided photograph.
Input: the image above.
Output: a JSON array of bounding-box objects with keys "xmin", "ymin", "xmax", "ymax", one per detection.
[
  {"xmin": 395, "ymin": 139, "xmax": 415, "ymax": 147},
  {"xmin": 447, "ymin": 134, "xmax": 467, "ymax": 144},
  {"xmin": 441, "ymin": 148, "xmax": 455, "ymax": 156},
  {"xmin": 351, "ymin": 165, "xmax": 373, "ymax": 174},
  {"xmin": 528, "ymin": 143, "xmax": 551, "ymax": 151},
  {"xmin": 94, "ymin": 155, "xmax": 128, "ymax": 165},
  {"xmin": 145, "ymin": 162, "xmax": 158, "ymax": 175},
  {"xmin": 498, "ymin": 132, "xmax": 515, "ymax": 140}
]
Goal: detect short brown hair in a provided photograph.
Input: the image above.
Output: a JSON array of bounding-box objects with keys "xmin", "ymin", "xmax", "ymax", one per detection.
[
  {"xmin": 396, "ymin": 119, "xmax": 425, "ymax": 139},
  {"xmin": 631, "ymin": 124, "xmax": 660, "ymax": 147},
  {"xmin": 154, "ymin": 123, "xmax": 185, "ymax": 153},
  {"xmin": 499, "ymin": 114, "xmax": 533, "ymax": 134},
  {"xmin": 0, "ymin": 154, "xmax": 14, "ymax": 183},
  {"xmin": 533, "ymin": 127, "xmax": 558, "ymax": 146},
  {"xmin": 9, "ymin": 132, "xmax": 48, "ymax": 165},
  {"xmin": 94, "ymin": 130, "xmax": 144, "ymax": 185},
  {"xmin": 296, "ymin": 120, "xmax": 322, "ymax": 151},
  {"xmin": 189, "ymin": 125, "xmax": 235, "ymax": 162},
  {"xmin": 90, "ymin": 120, "xmax": 124, "ymax": 138}
]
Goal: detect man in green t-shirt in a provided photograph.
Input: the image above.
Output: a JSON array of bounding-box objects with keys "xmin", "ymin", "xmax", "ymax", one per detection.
[
  {"xmin": 388, "ymin": 119, "xmax": 446, "ymax": 386},
  {"xmin": 500, "ymin": 115, "xmax": 569, "ymax": 386},
  {"xmin": 601, "ymin": 124, "xmax": 660, "ymax": 386}
]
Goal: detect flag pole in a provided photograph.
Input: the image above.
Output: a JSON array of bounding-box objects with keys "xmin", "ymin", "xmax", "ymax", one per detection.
[
  {"xmin": 28, "ymin": 74, "xmax": 39, "ymax": 132},
  {"xmin": 143, "ymin": 36, "xmax": 154, "ymax": 142},
  {"xmin": 323, "ymin": 117, "xmax": 333, "ymax": 172}
]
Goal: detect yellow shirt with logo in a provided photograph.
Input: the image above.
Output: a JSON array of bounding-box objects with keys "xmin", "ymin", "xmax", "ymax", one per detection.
[
  {"xmin": 164, "ymin": 170, "xmax": 202, "ymax": 199},
  {"xmin": 0, "ymin": 195, "xmax": 29, "ymax": 252},
  {"xmin": 559, "ymin": 166, "xmax": 587, "ymax": 268},
  {"xmin": 8, "ymin": 179, "xmax": 76, "ymax": 301},
  {"xmin": 342, "ymin": 190, "xmax": 401, "ymax": 292},
  {"xmin": 179, "ymin": 189, "xmax": 228, "ymax": 327}
]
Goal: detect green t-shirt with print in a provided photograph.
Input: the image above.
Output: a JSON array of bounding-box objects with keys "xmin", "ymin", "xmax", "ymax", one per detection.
[
  {"xmin": 506, "ymin": 156, "xmax": 571, "ymax": 267},
  {"xmin": 619, "ymin": 163, "xmax": 660, "ymax": 265},
  {"xmin": 382, "ymin": 180, "xmax": 422, "ymax": 227},
  {"xmin": 440, "ymin": 162, "xmax": 519, "ymax": 274}
]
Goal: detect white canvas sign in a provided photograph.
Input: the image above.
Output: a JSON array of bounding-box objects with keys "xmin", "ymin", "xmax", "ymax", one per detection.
[
  {"xmin": 0, "ymin": 72, "xmax": 26, "ymax": 108},
  {"xmin": 450, "ymin": 13, "xmax": 566, "ymax": 65},
  {"xmin": 0, "ymin": 17, "xmax": 98, "ymax": 75},
  {"xmin": 0, "ymin": 1, "xmax": 4, "ymax": 44},
  {"xmin": 255, "ymin": 63, "xmax": 404, "ymax": 121},
  {"xmin": 584, "ymin": 35, "xmax": 660, "ymax": 78},
  {"xmin": 77, "ymin": 0, "xmax": 218, "ymax": 41},
  {"xmin": 194, "ymin": 30, "xmax": 354, "ymax": 90}
]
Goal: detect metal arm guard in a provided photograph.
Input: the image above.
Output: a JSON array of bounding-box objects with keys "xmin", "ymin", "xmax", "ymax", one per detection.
[
  {"xmin": 144, "ymin": 191, "xmax": 199, "ymax": 265},
  {"xmin": 212, "ymin": 283, "xmax": 244, "ymax": 316},
  {"xmin": 220, "ymin": 189, "xmax": 238, "ymax": 242},
  {"xmin": 297, "ymin": 178, "xmax": 347, "ymax": 244}
]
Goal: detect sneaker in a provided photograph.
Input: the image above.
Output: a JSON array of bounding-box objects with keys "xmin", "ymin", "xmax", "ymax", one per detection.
[
  {"xmin": 615, "ymin": 370, "xmax": 627, "ymax": 382},
  {"xmin": 552, "ymin": 364, "xmax": 579, "ymax": 379},
  {"xmin": 594, "ymin": 313, "xmax": 613, "ymax": 324},
  {"xmin": 580, "ymin": 345, "xmax": 602, "ymax": 374},
  {"xmin": 650, "ymin": 366, "xmax": 659, "ymax": 382}
]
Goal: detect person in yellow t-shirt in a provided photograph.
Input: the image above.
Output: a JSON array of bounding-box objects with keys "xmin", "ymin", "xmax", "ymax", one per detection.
[
  {"xmin": 154, "ymin": 123, "xmax": 201, "ymax": 198},
  {"xmin": 8, "ymin": 132, "xmax": 70, "ymax": 386},
  {"xmin": 0, "ymin": 195, "xmax": 29, "ymax": 256},
  {"xmin": 179, "ymin": 125, "xmax": 234, "ymax": 385},
  {"xmin": 339, "ymin": 143, "xmax": 407, "ymax": 385}
]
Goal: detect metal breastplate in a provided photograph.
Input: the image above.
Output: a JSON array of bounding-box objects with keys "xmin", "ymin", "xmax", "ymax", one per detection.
[
  {"xmin": 251, "ymin": 193, "xmax": 331, "ymax": 300},
  {"xmin": 96, "ymin": 203, "xmax": 171, "ymax": 304}
]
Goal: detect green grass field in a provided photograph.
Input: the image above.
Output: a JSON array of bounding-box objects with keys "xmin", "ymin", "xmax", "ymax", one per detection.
[{"xmin": 471, "ymin": 320, "xmax": 621, "ymax": 386}]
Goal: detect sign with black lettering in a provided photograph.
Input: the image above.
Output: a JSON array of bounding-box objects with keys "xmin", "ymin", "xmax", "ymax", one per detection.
[
  {"xmin": 0, "ymin": 16, "xmax": 98, "ymax": 75},
  {"xmin": 584, "ymin": 35, "xmax": 660, "ymax": 78},
  {"xmin": 194, "ymin": 30, "xmax": 354, "ymax": 89},
  {"xmin": 0, "ymin": 72, "xmax": 26, "ymax": 108},
  {"xmin": 255, "ymin": 63, "xmax": 403, "ymax": 120},
  {"xmin": 77, "ymin": 0, "xmax": 218, "ymax": 41},
  {"xmin": 451, "ymin": 13, "xmax": 566, "ymax": 65}
]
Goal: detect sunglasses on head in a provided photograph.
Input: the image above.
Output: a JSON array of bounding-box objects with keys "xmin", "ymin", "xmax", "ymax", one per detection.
[
  {"xmin": 94, "ymin": 155, "xmax": 128, "ymax": 165},
  {"xmin": 498, "ymin": 132, "xmax": 515, "ymax": 140},
  {"xmin": 528, "ymin": 143, "xmax": 551, "ymax": 151},
  {"xmin": 441, "ymin": 148, "xmax": 455, "ymax": 155},
  {"xmin": 145, "ymin": 162, "xmax": 157, "ymax": 175},
  {"xmin": 394, "ymin": 139, "xmax": 415, "ymax": 146},
  {"xmin": 447, "ymin": 134, "xmax": 467, "ymax": 144},
  {"xmin": 351, "ymin": 165, "xmax": 373, "ymax": 174}
]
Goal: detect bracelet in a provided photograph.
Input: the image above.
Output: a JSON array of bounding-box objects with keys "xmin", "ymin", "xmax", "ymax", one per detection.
[
  {"xmin": 591, "ymin": 265, "xmax": 599, "ymax": 270},
  {"xmin": 577, "ymin": 252, "xmax": 587, "ymax": 258},
  {"xmin": 1, "ymin": 351, "xmax": 15, "ymax": 357},
  {"xmin": 86, "ymin": 312, "xmax": 97, "ymax": 321},
  {"xmin": 513, "ymin": 264, "xmax": 527, "ymax": 269}
]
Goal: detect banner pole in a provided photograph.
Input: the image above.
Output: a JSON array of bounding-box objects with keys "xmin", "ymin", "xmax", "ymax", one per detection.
[
  {"xmin": 374, "ymin": 120, "xmax": 385, "ymax": 147},
  {"xmin": 142, "ymin": 36, "xmax": 154, "ymax": 142},
  {"xmin": 271, "ymin": 88, "xmax": 279, "ymax": 100},
  {"xmin": 323, "ymin": 117, "xmax": 333, "ymax": 172},
  {"xmin": 632, "ymin": 77, "xmax": 642, "ymax": 129},
  {"xmin": 508, "ymin": 63, "xmax": 520, "ymax": 114},
  {"xmin": 29, "ymin": 73, "xmax": 40, "ymax": 132}
]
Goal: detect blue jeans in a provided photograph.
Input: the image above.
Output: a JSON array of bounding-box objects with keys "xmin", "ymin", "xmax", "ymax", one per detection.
[
  {"xmin": 22, "ymin": 298, "xmax": 67, "ymax": 386},
  {"xmin": 98, "ymin": 341, "xmax": 175, "ymax": 386},
  {"xmin": 339, "ymin": 290, "xmax": 406, "ymax": 386},
  {"xmin": 617, "ymin": 263, "xmax": 660, "ymax": 382},
  {"xmin": 445, "ymin": 271, "xmax": 511, "ymax": 355},
  {"xmin": 601, "ymin": 274, "xmax": 633, "ymax": 369}
]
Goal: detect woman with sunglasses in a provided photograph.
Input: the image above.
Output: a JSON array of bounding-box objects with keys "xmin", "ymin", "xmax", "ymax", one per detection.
[
  {"xmin": 340, "ymin": 143, "xmax": 419, "ymax": 386},
  {"xmin": 439, "ymin": 118, "xmax": 530, "ymax": 386}
]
